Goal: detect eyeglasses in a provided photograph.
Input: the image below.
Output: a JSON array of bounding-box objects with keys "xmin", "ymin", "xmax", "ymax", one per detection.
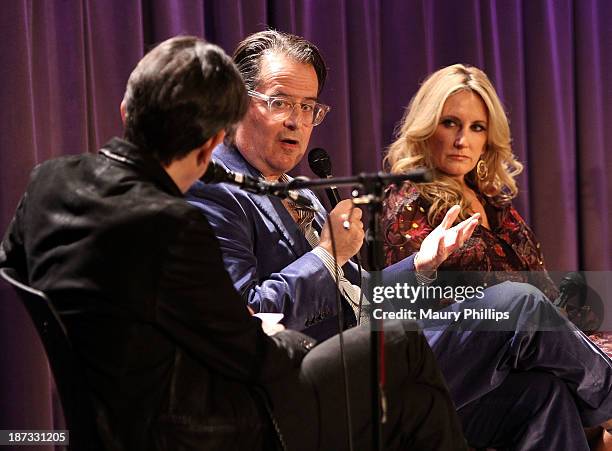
[{"xmin": 247, "ymin": 90, "xmax": 331, "ymax": 127}]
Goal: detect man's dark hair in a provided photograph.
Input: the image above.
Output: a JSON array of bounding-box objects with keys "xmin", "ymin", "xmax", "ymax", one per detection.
[
  {"xmin": 233, "ymin": 30, "xmax": 327, "ymax": 95},
  {"xmin": 123, "ymin": 36, "xmax": 248, "ymax": 165}
]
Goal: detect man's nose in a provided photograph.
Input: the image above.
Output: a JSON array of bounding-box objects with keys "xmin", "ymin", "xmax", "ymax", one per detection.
[{"xmin": 283, "ymin": 104, "xmax": 302, "ymax": 130}]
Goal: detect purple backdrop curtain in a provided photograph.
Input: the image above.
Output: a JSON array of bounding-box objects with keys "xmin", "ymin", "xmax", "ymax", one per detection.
[{"xmin": 1, "ymin": 0, "xmax": 611, "ymax": 444}]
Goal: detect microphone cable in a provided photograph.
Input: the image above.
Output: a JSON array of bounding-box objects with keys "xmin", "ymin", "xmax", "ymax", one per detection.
[
  {"xmin": 326, "ymin": 209, "xmax": 354, "ymax": 451},
  {"xmin": 309, "ymin": 147, "xmax": 358, "ymax": 451}
]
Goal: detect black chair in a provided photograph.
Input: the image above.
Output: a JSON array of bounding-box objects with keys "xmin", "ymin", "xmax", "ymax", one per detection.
[{"xmin": 0, "ymin": 267, "xmax": 99, "ymax": 450}]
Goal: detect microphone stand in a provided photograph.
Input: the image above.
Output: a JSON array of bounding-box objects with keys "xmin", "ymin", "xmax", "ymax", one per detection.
[
  {"xmin": 275, "ymin": 169, "xmax": 430, "ymax": 451},
  {"xmin": 360, "ymin": 176, "xmax": 386, "ymax": 451}
]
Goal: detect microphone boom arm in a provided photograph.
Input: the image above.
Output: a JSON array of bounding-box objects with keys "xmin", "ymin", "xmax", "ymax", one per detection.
[{"xmin": 271, "ymin": 169, "xmax": 431, "ymax": 200}]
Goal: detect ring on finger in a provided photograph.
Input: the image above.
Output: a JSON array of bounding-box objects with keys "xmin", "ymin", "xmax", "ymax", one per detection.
[{"xmin": 342, "ymin": 220, "xmax": 351, "ymax": 230}]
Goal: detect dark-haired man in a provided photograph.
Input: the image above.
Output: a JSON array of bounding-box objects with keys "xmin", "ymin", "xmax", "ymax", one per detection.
[{"xmin": 0, "ymin": 36, "xmax": 467, "ymax": 450}]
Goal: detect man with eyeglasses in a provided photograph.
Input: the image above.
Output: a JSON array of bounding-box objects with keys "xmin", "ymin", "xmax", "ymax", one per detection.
[{"xmin": 187, "ymin": 30, "xmax": 357, "ymax": 339}]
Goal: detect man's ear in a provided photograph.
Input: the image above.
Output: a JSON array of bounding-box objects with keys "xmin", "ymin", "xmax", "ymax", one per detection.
[
  {"xmin": 120, "ymin": 101, "xmax": 127, "ymax": 125},
  {"xmin": 196, "ymin": 129, "xmax": 226, "ymax": 166},
  {"xmin": 208, "ymin": 129, "xmax": 226, "ymax": 151}
]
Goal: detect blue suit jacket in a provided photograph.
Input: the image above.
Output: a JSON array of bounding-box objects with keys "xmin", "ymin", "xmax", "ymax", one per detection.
[{"xmin": 187, "ymin": 144, "xmax": 415, "ymax": 340}]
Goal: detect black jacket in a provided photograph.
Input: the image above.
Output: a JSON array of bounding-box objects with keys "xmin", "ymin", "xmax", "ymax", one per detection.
[{"xmin": 0, "ymin": 138, "xmax": 317, "ymax": 450}]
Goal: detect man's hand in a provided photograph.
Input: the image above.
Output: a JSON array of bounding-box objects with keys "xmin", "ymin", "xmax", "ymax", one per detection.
[
  {"xmin": 414, "ymin": 205, "xmax": 480, "ymax": 274},
  {"xmin": 319, "ymin": 199, "xmax": 364, "ymax": 266}
]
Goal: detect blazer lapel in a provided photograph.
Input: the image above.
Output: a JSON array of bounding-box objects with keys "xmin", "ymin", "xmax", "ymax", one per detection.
[{"xmin": 255, "ymin": 188, "xmax": 320, "ymax": 258}]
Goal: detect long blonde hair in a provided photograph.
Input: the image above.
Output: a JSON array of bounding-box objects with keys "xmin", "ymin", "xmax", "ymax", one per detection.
[{"xmin": 384, "ymin": 64, "xmax": 523, "ymax": 224}]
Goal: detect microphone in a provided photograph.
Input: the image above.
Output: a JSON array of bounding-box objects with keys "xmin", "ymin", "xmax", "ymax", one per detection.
[
  {"xmin": 201, "ymin": 160, "xmax": 315, "ymax": 209},
  {"xmin": 202, "ymin": 160, "xmax": 261, "ymax": 191},
  {"xmin": 308, "ymin": 147, "xmax": 341, "ymax": 207}
]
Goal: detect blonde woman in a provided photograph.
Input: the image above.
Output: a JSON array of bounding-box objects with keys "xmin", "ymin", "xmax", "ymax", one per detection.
[
  {"xmin": 382, "ymin": 64, "xmax": 560, "ymax": 298},
  {"xmin": 383, "ymin": 64, "xmax": 612, "ymax": 450}
]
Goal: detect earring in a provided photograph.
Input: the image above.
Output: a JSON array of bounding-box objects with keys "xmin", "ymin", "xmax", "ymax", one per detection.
[{"xmin": 476, "ymin": 159, "xmax": 488, "ymax": 181}]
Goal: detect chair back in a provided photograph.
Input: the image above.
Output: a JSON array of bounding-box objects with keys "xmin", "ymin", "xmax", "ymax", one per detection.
[{"xmin": 0, "ymin": 267, "xmax": 99, "ymax": 450}]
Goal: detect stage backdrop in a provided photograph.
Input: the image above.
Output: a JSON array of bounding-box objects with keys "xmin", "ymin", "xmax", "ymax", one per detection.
[{"xmin": 1, "ymin": 0, "xmax": 611, "ymax": 443}]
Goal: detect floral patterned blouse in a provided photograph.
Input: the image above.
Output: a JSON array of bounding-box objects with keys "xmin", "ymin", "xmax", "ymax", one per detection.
[{"xmin": 382, "ymin": 183, "xmax": 559, "ymax": 301}]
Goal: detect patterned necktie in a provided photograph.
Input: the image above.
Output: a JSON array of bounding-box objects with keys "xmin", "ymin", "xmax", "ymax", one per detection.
[{"xmin": 285, "ymin": 199, "xmax": 317, "ymax": 233}]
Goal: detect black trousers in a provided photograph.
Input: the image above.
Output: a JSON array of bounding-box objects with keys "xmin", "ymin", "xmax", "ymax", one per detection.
[{"xmin": 271, "ymin": 320, "xmax": 468, "ymax": 451}]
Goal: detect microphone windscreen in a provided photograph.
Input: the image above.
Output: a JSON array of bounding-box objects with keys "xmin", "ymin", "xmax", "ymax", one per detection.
[{"xmin": 308, "ymin": 147, "xmax": 333, "ymax": 178}]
